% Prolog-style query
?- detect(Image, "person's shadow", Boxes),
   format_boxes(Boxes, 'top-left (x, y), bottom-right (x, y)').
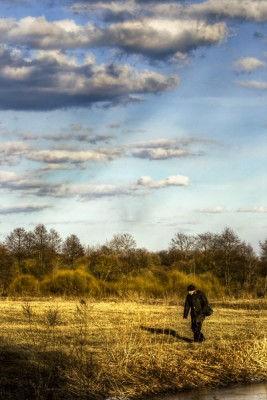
top-left (140, 326), bottom-right (193, 342)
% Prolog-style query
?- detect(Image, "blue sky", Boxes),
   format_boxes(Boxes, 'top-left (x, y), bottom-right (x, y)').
top-left (0, 0), bottom-right (266, 252)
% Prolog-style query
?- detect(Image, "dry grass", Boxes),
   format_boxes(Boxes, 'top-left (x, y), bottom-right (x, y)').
top-left (0, 297), bottom-right (266, 399)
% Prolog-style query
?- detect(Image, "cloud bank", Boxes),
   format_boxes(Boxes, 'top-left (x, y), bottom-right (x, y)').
top-left (0, 47), bottom-right (178, 110)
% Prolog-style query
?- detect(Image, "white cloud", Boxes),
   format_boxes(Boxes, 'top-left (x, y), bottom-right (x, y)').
top-left (35, 174), bottom-right (189, 199)
top-left (197, 206), bottom-right (225, 213)
top-left (237, 207), bottom-right (267, 213)
top-left (103, 18), bottom-right (227, 57)
top-left (233, 57), bottom-right (265, 73)
top-left (128, 137), bottom-right (214, 160)
top-left (27, 148), bottom-right (124, 164)
top-left (2, 16), bottom-right (94, 49)
top-left (136, 175), bottom-right (189, 188)
top-left (132, 147), bottom-right (191, 159)
top-left (0, 15), bottom-right (227, 58)
top-left (237, 80), bottom-right (267, 90)
top-left (52, 183), bottom-right (127, 199)
top-left (51, 174), bottom-right (190, 198)
top-left (0, 141), bottom-right (30, 164)
top-left (0, 168), bottom-right (189, 199)
top-left (0, 170), bottom-right (20, 182)
top-left (35, 49), bottom-right (79, 66)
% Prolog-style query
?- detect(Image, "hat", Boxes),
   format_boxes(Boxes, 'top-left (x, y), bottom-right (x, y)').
top-left (187, 285), bottom-right (196, 291)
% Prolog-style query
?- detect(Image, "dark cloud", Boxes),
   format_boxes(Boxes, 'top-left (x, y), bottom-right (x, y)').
top-left (0, 204), bottom-right (51, 214)
top-left (254, 31), bottom-right (267, 40)
top-left (0, 0), bottom-right (29, 3)
top-left (185, 0), bottom-right (267, 23)
top-left (68, 0), bottom-right (267, 23)
top-left (0, 48), bottom-right (178, 110)
top-left (43, 133), bottom-right (114, 144)
top-left (0, 1), bottom-right (264, 111)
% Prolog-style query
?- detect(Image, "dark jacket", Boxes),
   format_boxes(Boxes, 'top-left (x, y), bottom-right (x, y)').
top-left (183, 290), bottom-right (209, 321)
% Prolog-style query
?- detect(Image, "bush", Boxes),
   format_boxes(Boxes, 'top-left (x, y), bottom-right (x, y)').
top-left (165, 270), bottom-right (224, 298)
top-left (41, 269), bottom-right (100, 296)
top-left (9, 274), bottom-right (40, 295)
top-left (101, 270), bottom-right (225, 299)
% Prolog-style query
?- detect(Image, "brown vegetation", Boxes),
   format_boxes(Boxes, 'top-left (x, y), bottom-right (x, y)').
top-left (1, 225), bottom-right (267, 298)
top-left (0, 298), bottom-right (266, 399)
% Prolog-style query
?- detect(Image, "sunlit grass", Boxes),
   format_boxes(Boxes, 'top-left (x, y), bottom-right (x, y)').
top-left (0, 297), bottom-right (266, 399)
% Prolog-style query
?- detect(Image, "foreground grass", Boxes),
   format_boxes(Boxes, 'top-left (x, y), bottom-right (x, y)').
top-left (0, 297), bottom-right (266, 399)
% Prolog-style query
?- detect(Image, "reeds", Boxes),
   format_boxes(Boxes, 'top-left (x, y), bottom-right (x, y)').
top-left (0, 298), bottom-right (266, 399)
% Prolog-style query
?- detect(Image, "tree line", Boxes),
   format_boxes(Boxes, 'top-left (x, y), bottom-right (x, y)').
top-left (0, 225), bottom-right (266, 298)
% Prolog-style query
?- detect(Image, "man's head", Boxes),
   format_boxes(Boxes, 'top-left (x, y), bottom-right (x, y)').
top-left (187, 284), bottom-right (196, 295)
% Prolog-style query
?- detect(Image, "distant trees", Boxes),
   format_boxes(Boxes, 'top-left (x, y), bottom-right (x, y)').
top-left (89, 249), bottom-right (122, 282)
top-left (0, 224), bottom-right (266, 298)
top-left (259, 239), bottom-right (267, 277)
top-left (62, 234), bottom-right (85, 265)
top-left (258, 240), bottom-right (267, 296)
top-left (212, 227), bottom-right (243, 290)
top-left (5, 227), bottom-right (29, 267)
top-left (169, 232), bottom-right (195, 259)
top-left (0, 244), bottom-right (17, 293)
top-left (108, 233), bottom-right (136, 255)
top-left (167, 228), bottom-right (260, 294)
top-left (5, 225), bottom-right (63, 277)
top-left (194, 232), bottom-right (215, 272)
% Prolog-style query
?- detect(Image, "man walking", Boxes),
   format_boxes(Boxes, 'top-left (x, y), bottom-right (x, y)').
top-left (183, 284), bottom-right (209, 342)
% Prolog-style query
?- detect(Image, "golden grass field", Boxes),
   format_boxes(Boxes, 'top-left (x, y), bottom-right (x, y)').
top-left (0, 297), bottom-right (266, 399)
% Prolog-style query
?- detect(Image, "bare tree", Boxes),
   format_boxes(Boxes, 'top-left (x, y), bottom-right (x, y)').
top-left (0, 244), bottom-right (17, 294)
top-left (108, 233), bottom-right (136, 256)
top-left (212, 227), bottom-right (242, 291)
top-left (62, 234), bottom-right (85, 265)
top-left (33, 224), bottom-right (49, 262)
top-left (169, 232), bottom-right (195, 256)
top-left (5, 227), bottom-right (28, 268)
top-left (48, 228), bottom-right (62, 256)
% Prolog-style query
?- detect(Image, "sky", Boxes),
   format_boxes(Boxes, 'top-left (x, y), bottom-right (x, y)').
top-left (0, 0), bottom-right (266, 252)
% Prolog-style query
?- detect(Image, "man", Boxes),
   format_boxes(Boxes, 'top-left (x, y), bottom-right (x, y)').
top-left (183, 284), bottom-right (209, 342)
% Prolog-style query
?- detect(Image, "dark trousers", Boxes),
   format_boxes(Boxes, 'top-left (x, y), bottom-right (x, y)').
top-left (191, 319), bottom-right (205, 342)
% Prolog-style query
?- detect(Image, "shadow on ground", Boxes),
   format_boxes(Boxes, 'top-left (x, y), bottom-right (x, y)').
top-left (140, 326), bottom-right (193, 342)
top-left (0, 340), bottom-right (96, 399)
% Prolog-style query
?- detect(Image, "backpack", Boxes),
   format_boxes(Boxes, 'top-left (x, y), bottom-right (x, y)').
top-left (204, 304), bottom-right (213, 316)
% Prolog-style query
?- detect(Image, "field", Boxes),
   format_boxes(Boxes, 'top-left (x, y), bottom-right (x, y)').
top-left (0, 297), bottom-right (266, 399)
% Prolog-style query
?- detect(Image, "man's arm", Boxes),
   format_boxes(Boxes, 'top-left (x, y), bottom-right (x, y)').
top-left (183, 295), bottom-right (190, 318)
top-left (199, 291), bottom-right (209, 311)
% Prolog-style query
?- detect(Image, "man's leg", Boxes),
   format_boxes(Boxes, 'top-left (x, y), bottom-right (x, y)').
top-left (191, 320), bottom-right (205, 342)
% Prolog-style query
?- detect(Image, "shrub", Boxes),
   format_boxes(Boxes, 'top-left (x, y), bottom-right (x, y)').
top-left (41, 269), bottom-right (100, 296)
top-left (101, 270), bottom-right (225, 299)
top-left (165, 270), bottom-right (224, 298)
top-left (9, 274), bottom-right (40, 295)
